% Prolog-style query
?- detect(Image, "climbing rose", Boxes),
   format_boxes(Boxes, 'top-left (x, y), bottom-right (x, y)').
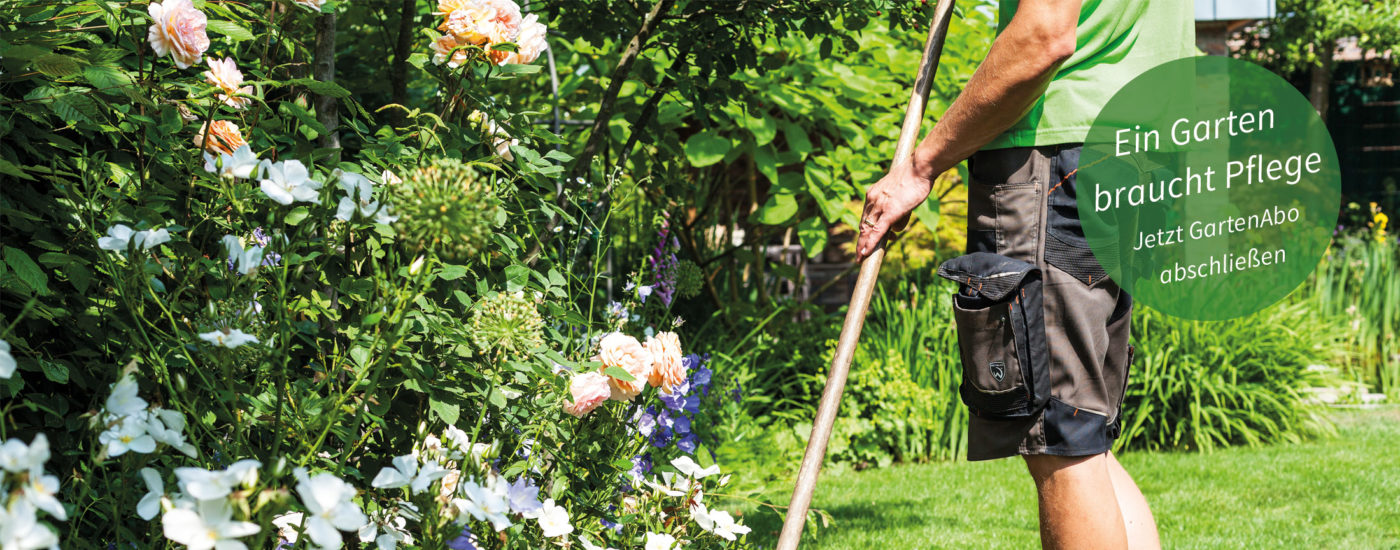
top-left (563, 372), bottom-right (610, 417)
top-left (147, 0), bottom-right (210, 69)
top-left (494, 14), bottom-right (547, 65)
top-left (645, 332), bottom-right (685, 393)
top-left (431, 35), bottom-right (470, 68)
top-left (203, 57), bottom-right (252, 110)
top-left (193, 120), bottom-right (247, 155)
top-left (597, 333), bottom-right (652, 401)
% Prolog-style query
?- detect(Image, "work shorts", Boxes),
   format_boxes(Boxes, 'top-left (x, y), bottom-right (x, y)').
top-left (938, 144), bottom-right (1134, 461)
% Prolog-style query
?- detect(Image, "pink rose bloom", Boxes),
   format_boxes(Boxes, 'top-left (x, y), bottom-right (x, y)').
top-left (203, 57), bottom-right (253, 110)
top-left (645, 331), bottom-right (685, 393)
top-left (147, 0), bottom-right (210, 69)
top-left (480, 0), bottom-right (522, 43)
top-left (563, 372), bottom-right (611, 417)
top-left (500, 15), bottom-right (548, 65)
top-left (597, 333), bottom-right (653, 401)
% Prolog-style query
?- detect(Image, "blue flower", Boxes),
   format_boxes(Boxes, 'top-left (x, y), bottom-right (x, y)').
top-left (677, 433), bottom-right (699, 454)
top-left (447, 527), bottom-right (478, 550)
top-left (660, 389), bottom-right (687, 412)
top-left (629, 453), bottom-right (653, 478)
top-left (506, 477), bottom-right (543, 517)
top-left (672, 414), bottom-right (692, 436)
top-left (650, 426), bottom-right (673, 449)
top-left (636, 407), bottom-right (658, 437)
top-left (681, 395), bottom-right (701, 415)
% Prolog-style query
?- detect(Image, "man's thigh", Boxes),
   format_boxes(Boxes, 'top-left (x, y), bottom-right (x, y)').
top-left (963, 145), bottom-right (1133, 461)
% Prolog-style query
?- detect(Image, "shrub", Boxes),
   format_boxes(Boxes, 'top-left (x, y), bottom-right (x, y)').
top-left (0, 0), bottom-right (757, 547)
top-left (1301, 202), bottom-right (1400, 399)
top-left (1118, 300), bottom-right (1346, 452)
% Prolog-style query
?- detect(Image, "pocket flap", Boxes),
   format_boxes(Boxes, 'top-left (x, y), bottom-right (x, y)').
top-left (937, 252), bottom-right (1039, 301)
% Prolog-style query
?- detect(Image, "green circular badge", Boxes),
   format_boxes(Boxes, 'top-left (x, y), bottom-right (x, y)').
top-left (1077, 56), bottom-right (1340, 320)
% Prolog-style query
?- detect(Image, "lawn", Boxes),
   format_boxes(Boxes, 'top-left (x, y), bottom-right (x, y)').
top-left (738, 407), bottom-right (1400, 549)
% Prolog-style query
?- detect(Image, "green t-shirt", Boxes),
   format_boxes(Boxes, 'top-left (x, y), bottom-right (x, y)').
top-left (985, 0), bottom-right (1197, 149)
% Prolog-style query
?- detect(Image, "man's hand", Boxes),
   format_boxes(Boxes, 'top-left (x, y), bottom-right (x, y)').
top-left (856, 158), bottom-right (933, 259)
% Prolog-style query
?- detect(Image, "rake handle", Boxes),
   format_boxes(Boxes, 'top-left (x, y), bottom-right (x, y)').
top-left (774, 1), bottom-right (956, 548)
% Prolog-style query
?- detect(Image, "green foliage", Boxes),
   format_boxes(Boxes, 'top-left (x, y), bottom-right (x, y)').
top-left (1235, 0), bottom-right (1400, 76)
top-left (0, 0), bottom-right (760, 546)
top-left (1300, 203), bottom-right (1400, 399)
top-left (1117, 301), bottom-right (1345, 452)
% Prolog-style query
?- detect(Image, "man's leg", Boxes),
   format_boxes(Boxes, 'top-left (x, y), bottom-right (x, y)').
top-left (1023, 453), bottom-right (1127, 550)
top-left (1106, 452), bottom-right (1161, 550)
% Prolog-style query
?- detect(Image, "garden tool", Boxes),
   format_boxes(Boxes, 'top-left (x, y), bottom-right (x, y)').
top-left (775, 1), bottom-right (956, 547)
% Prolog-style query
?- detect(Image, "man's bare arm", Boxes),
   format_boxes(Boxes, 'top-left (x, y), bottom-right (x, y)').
top-left (856, 0), bottom-right (1082, 258)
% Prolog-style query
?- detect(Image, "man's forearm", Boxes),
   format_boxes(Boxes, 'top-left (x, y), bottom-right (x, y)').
top-left (909, 0), bottom-right (1082, 181)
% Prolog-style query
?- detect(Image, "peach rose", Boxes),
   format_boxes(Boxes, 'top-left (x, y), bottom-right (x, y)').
top-left (645, 331), bottom-right (685, 393)
top-left (194, 120), bottom-right (247, 155)
top-left (494, 14), bottom-right (547, 65)
top-left (203, 57), bottom-right (253, 110)
top-left (431, 35), bottom-right (470, 68)
top-left (597, 333), bottom-right (652, 401)
top-left (438, 1), bottom-right (497, 46)
top-left (563, 372), bottom-right (611, 417)
top-left (147, 0), bottom-right (210, 69)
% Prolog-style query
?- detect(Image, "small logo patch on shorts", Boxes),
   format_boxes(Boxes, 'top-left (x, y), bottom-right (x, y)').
top-left (989, 361), bottom-right (1006, 382)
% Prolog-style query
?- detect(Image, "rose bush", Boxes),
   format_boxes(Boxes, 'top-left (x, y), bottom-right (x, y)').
top-left (0, 0), bottom-right (758, 547)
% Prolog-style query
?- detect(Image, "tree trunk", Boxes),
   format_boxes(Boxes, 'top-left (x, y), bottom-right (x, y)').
top-left (1309, 43), bottom-right (1333, 123)
top-left (314, 11), bottom-right (341, 155)
top-left (391, 0), bottom-right (415, 112)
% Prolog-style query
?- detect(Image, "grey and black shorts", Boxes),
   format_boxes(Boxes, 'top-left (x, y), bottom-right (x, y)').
top-left (937, 144), bottom-right (1134, 461)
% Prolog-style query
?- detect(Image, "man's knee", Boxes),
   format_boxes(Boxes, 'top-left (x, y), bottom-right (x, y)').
top-left (1023, 452), bottom-right (1109, 485)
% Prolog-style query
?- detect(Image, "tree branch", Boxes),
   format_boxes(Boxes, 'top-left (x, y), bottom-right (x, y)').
top-left (568, 0), bottom-right (675, 178)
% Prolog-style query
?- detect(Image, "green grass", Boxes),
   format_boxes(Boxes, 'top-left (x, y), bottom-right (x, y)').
top-left (735, 408), bottom-right (1400, 549)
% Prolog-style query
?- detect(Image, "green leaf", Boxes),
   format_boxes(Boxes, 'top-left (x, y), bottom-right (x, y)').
top-left (407, 52), bottom-right (429, 69)
top-left (278, 101), bottom-right (327, 135)
top-left (83, 65), bottom-right (134, 92)
top-left (505, 264), bottom-right (530, 292)
top-left (439, 264), bottom-right (468, 280)
top-left (781, 120), bottom-right (812, 155)
top-left (489, 388), bottom-right (508, 408)
top-left (291, 78), bottom-right (351, 99)
top-left (285, 206), bottom-right (310, 226)
top-left (603, 366), bottom-right (636, 382)
top-left (0, 159), bottom-right (34, 181)
top-left (40, 360), bottom-right (69, 384)
top-left (745, 115), bottom-right (778, 146)
top-left (429, 398), bottom-right (460, 424)
top-left (3, 247), bottom-right (50, 295)
top-left (206, 19), bottom-right (254, 42)
top-left (754, 145), bottom-right (779, 184)
top-left (33, 53), bottom-right (82, 77)
top-left (754, 193), bottom-right (798, 225)
top-left (611, 458), bottom-right (634, 470)
top-left (684, 133), bottom-right (730, 167)
top-left (913, 195), bottom-right (941, 234)
top-left (796, 216), bottom-right (829, 258)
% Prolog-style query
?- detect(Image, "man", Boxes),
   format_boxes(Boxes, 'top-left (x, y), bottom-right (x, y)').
top-left (856, 1), bottom-right (1195, 548)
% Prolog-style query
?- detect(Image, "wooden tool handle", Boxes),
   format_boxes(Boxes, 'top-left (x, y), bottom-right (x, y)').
top-left (774, 2), bottom-right (956, 548)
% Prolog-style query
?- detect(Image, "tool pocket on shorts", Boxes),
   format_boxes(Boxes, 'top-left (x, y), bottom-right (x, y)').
top-left (938, 252), bottom-right (1051, 419)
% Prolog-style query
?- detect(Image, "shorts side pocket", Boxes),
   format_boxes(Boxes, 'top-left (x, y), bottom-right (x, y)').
top-left (939, 252), bottom-right (1051, 419)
